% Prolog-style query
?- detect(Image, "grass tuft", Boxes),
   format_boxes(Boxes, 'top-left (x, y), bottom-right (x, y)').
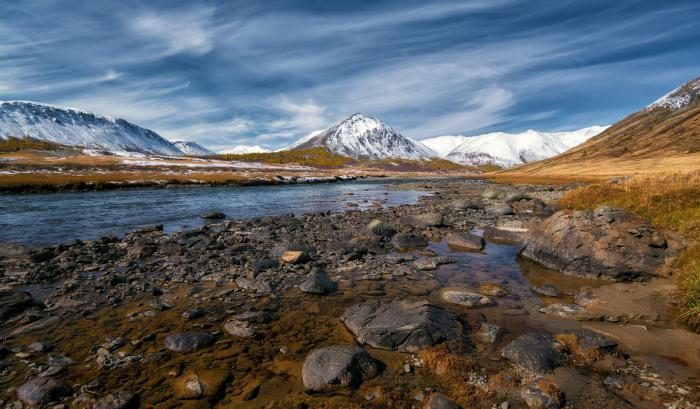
top-left (558, 171), bottom-right (700, 329)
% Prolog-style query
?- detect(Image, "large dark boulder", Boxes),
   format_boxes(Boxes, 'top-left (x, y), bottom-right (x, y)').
top-left (520, 206), bottom-right (674, 280)
top-left (17, 376), bottom-right (72, 406)
top-left (501, 333), bottom-right (562, 373)
top-left (0, 290), bottom-right (35, 321)
top-left (341, 299), bottom-right (458, 352)
top-left (301, 345), bottom-right (379, 391)
top-left (391, 233), bottom-right (429, 251)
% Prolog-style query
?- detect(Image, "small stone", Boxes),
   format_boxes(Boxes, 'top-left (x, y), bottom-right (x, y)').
top-left (475, 323), bottom-right (503, 346)
top-left (299, 269), bottom-right (337, 294)
top-left (446, 232), bottom-right (485, 251)
top-left (281, 250), bottom-right (310, 264)
top-left (173, 369), bottom-right (229, 399)
top-left (93, 391), bottom-right (138, 409)
top-left (424, 392), bottom-right (463, 409)
top-left (538, 303), bottom-right (585, 318)
top-left (28, 342), bottom-right (54, 352)
top-left (521, 380), bottom-right (563, 408)
top-left (17, 377), bottom-right (72, 406)
top-left (223, 319), bottom-right (256, 338)
top-left (202, 211), bottom-right (225, 220)
top-left (163, 333), bottom-right (214, 353)
top-left (302, 345), bottom-right (380, 391)
top-left (441, 289), bottom-right (493, 308)
top-left (532, 284), bottom-right (562, 298)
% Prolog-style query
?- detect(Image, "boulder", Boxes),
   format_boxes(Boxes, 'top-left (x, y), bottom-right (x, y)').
top-left (424, 392), bottom-right (463, 409)
top-left (301, 345), bottom-right (379, 391)
top-left (441, 289), bottom-right (493, 308)
top-left (501, 333), bottom-right (562, 373)
top-left (341, 299), bottom-right (458, 352)
top-left (532, 284), bottom-right (562, 298)
top-left (483, 226), bottom-right (527, 244)
top-left (538, 303), bottom-right (585, 318)
top-left (93, 391), bottom-right (138, 409)
top-left (451, 198), bottom-right (484, 211)
top-left (406, 213), bottom-right (444, 228)
top-left (299, 269), bottom-right (337, 294)
top-left (173, 369), bottom-right (230, 399)
top-left (366, 220), bottom-right (397, 238)
top-left (391, 233), bottom-right (429, 251)
top-left (202, 211), bottom-right (226, 220)
top-left (223, 319), bottom-right (257, 338)
top-left (521, 380), bottom-right (563, 409)
top-left (236, 276), bottom-right (276, 294)
top-left (485, 203), bottom-right (514, 216)
top-left (520, 207), bottom-right (673, 280)
top-left (0, 290), bottom-right (34, 320)
top-left (163, 332), bottom-right (214, 353)
top-left (475, 322), bottom-right (503, 346)
top-left (446, 232), bottom-right (485, 251)
top-left (280, 250), bottom-right (310, 264)
top-left (17, 376), bottom-right (72, 406)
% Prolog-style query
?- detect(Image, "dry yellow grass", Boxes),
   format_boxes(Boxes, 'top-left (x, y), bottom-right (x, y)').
top-left (558, 171), bottom-right (700, 329)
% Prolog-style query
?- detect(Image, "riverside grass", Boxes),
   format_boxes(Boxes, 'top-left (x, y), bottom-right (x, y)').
top-left (558, 172), bottom-right (700, 329)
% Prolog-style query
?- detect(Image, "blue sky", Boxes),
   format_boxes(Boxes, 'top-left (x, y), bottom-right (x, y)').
top-left (1, 1), bottom-right (699, 150)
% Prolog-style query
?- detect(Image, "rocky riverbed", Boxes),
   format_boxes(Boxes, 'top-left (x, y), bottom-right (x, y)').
top-left (0, 179), bottom-right (698, 408)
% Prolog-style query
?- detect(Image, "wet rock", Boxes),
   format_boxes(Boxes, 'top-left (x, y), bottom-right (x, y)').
top-left (532, 284), bottom-right (562, 298)
top-left (17, 376), bottom-right (72, 406)
top-left (451, 198), bottom-right (484, 211)
top-left (483, 226), bottom-right (527, 244)
top-left (366, 220), bottom-right (397, 238)
top-left (280, 250), bottom-right (310, 264)
top-left (391, 233), bottom-right (429, 251)
top-left (538, 303), bottom-right (585, 318)
top-left (236, 276), bottom-right (275, 294)
top-left (501, 333), bottom-right (563, 373)
top-left (521, 380), bottom-right (563, 409)
top-left (28, 341), bottom-right (54, 352)
top-left (173, 369), bottom-right (229, 399)
top-left (574, 287), bottom-right (599, 307)
top-left (163, 332), bottom-right (214, 353)
top-left (407, 212), bottom-right (444, 228)
top-left (479, 283), bottom-right (508, 297)
top-left (251, 258), bottom-right (279, 272)
top-left (301, 345), bottom-right (379, 391)
top-left (475, 322), bottom-right (503, 346)
top-left (182, 308), bottom-right (206, 320)
top-left (223, 319), bottom-right (256, 338)
top-left (485, 203), bottom-right (514, 216)
top-left (341, 299), bottom-right (458, 352)
top-left (555, 330), bottom-right (617, 364)
top-left (202, 211), bottom-right (225, 220)
top-left (446, 232), bottom-right (485, 251)
top-left (520, 207), bottom-right (674, 280)
top-left (424, 392), bottom-right (463, 409)
top-left (93, 391), bottom-right (138, 409)
top-left (0, 290), bottom-right (34, 320)
top-left (441, 289), bottom-right (493, 308)
top-left (299, 269), bottom-right (337, 294)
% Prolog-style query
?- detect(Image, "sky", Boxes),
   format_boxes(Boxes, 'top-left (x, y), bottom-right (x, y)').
top-left (1, 1), bottom-right (699, 150)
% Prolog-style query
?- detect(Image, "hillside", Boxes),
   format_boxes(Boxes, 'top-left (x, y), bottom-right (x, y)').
top-left (173, 141), bottom-right (214, 156)
top-left (0, 101), bottom-right (184, 156)
top-left (498, 76), bottom-right (700, 177)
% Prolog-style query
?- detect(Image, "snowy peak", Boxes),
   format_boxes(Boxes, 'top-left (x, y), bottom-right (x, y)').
top-left (420, 135), bottom-right (470, 157)
top-left (173, 140), bottom-right (214, 156)
top-left (219, 145), bottom-right (270, 154)
top-left (444, 126), bottom-right (608, 168)
top-left (0, 100), bottom-right (184, 156)
top-left (646, 76), bottom-right (700, 111)
top-left (289, 113), bottom-right (436, 160)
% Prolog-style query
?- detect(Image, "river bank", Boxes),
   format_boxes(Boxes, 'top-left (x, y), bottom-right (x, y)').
top-left (0, 179), bottom-right (698, 408)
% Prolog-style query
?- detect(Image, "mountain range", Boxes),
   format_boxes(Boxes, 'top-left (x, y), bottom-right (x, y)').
top-left (423, 126), bottom-right (608, 168)
top-left (219, 145), bottom-right (270, 155)
top-left (173, 141), bottom-right (215, 156)
top-left (506, 75), bottom-right (700, 175)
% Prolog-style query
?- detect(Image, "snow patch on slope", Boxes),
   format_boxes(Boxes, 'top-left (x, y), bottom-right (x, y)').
top-left (646, 77), bottom-right (700, 111)
top-left (0, 100), bottom-right (183, 156)
top-left (173, 141), bottom-right (215, 156)
top-left (219, 145), bottom-right (270, 154)
top-left (289, 113), bottom-right (436, 160)
top-left (420, 135), bottom-right (469, 157)
top-left (445, 126), bottom-right (608, 168)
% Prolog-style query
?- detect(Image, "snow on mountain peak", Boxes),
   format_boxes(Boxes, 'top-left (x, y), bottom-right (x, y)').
top-left (219, 145), bottom-right (270, 155)
top-left (646, 76), bottom-right (700, 111)
top-left (442, 125), bottom-right (608, 168)
top-left (172, 140), bottom-right (215, 156)
top-left (0, 100), bottom-right (184, 156)
top-left (289, 113), bottom-right (436, 160)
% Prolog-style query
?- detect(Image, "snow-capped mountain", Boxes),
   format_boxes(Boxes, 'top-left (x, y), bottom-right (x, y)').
top-left (219, 145), bottom-right (270, 154)
top-left (289, 113), bottom-right (436, 160)
top-left (0, 101), bottom-right (183, 156)
top-left (646, 76), bottom-right (700, 111)
top-left (444, 126), bottom-right (608, 168)
top-left (173, 140), bottom-right (215, 156)
top-left (420, 135), bottom-right (469, 157)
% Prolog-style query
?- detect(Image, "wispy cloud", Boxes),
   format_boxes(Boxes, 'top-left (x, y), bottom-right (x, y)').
top-left (128, 6), bottom-right (216, 57)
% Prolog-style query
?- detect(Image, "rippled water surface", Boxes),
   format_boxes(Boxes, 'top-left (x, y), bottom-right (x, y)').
top-left (0, 178), bottom-right (459, 245)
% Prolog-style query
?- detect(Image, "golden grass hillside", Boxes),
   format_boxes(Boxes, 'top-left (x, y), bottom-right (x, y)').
top-left (558, 172), bottom-right (700, 329)
top-left (212, 147), bottom-right (353, 168)
top-left (0, 136), bottom-right (68, 152)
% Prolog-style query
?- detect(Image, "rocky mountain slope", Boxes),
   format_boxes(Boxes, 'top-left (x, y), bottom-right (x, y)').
top-left (219, 145), bottom-right (269, 155)
top-left (289, 113), bottom-right (436, 160)
top-left (0, 101), bottom-right (183, 156)
top-left (173, 141), bottom-right (215, 156)
top-left (440, 126), bottom-right (607, 168)
top-left (504, 76), bottom-right (700, 175)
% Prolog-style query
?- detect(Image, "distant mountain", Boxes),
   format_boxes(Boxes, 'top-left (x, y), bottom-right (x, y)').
top-left (173, 141), bottom-right (215, 156)
top-left (420, 135), bottom-right (469, 157)
top-left (508, 75), bottom-right (700, 174)
top-left (0, 101), bottom-right (183, 156)
top-left (443, 126), bottom-right (607, 168)
top-left (289, 113), bottom-right (436, 160)
top-left (219, 145), bottom-right (269, 154)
